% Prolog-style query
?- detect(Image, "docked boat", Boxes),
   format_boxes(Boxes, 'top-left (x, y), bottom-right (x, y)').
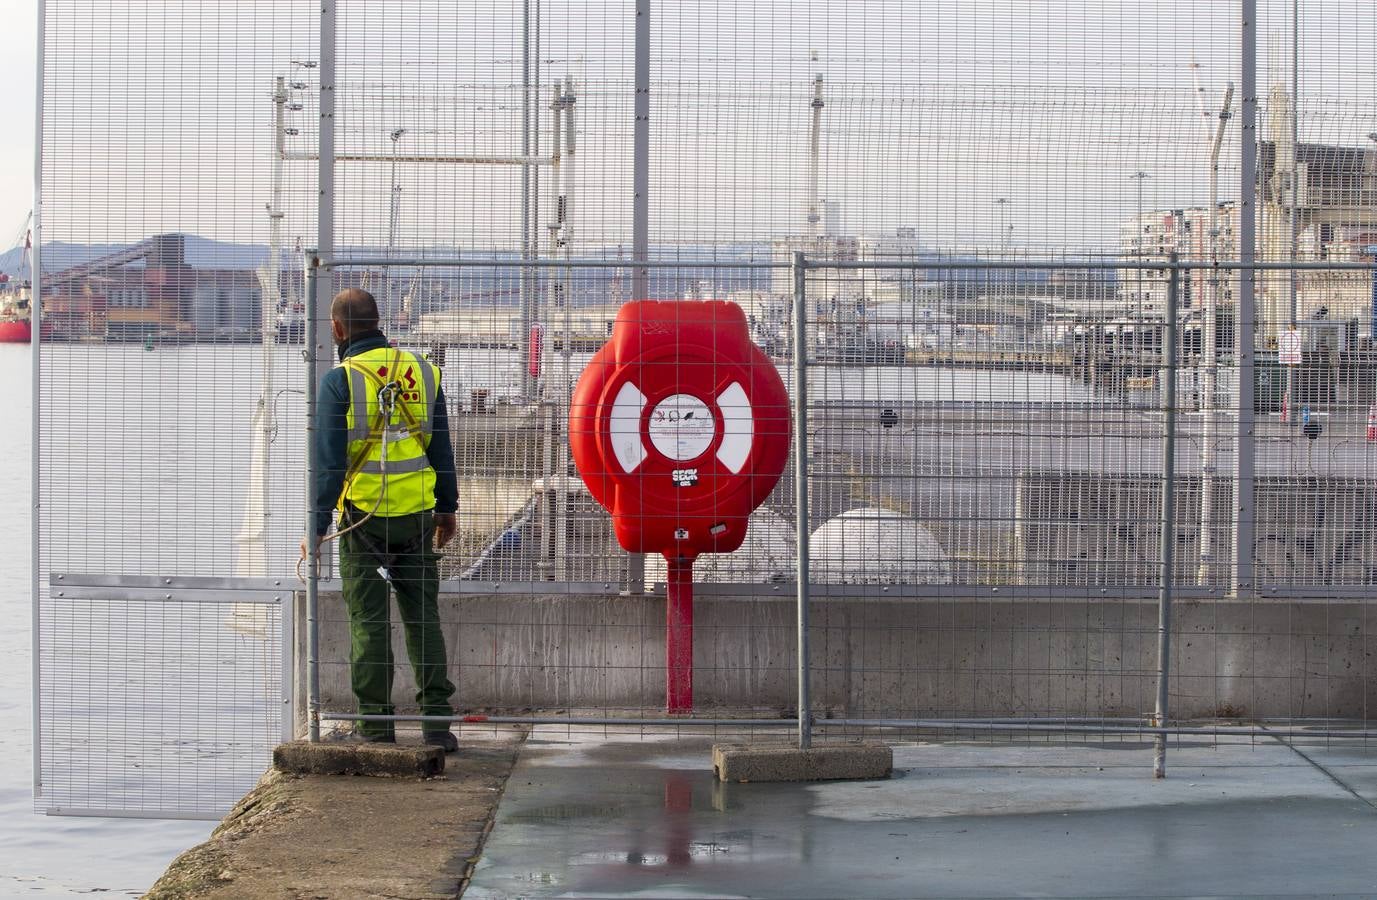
top-left (0, 278), bottom-right (31, 343)
top-left (1, 218), bottom-right (35, 342)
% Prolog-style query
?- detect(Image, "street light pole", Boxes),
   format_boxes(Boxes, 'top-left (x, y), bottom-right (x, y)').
top-left (386, 127), bottom-right (406, 331)
top-left (1198, 83), bottom-right (1234, 587)
top-left (996, 197), bottom-right (1008, 256)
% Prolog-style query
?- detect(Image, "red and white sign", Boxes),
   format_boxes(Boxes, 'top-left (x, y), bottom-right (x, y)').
top-left (1279, 328), bottom-right (1303, 366)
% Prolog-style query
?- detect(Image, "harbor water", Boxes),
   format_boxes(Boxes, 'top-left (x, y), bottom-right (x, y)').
top-left (0, 344), bottom-right (212, 896)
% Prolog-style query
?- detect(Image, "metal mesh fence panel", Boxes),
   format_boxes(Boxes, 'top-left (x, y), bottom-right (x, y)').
top-left (38, 1), bottom-right (317, 578)
top-left (32, 0), bottom-right (1377, 793)
top-left (1251, 1), bottom-right (1377, 595)
top-left (37, 593), bottom-right (283, 818)
top-left (36, 1), bottom-right (313, 814)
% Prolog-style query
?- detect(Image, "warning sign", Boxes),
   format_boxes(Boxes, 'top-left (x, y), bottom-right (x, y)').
top-left (1279, 329), bottom-right (1302, 365)
top-left (648, 394), bottom-right (716, 461)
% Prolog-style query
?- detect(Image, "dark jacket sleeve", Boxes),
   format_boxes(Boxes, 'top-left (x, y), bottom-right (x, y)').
top-left (426, 384), bottom-right (459, 516)
top-left (312, 367), bottom-right (350, 536)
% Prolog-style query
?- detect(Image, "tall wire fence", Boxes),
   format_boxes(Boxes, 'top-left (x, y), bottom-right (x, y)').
top-left (29, 0), bottom-right (1377, 814)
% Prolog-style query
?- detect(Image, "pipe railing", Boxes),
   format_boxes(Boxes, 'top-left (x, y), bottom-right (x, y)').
top-left (300, 249), bottom-right (1377, 781)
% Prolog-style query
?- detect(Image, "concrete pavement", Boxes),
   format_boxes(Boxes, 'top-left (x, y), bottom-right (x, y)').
top-left (469, 727), bottom-right (1377, 898)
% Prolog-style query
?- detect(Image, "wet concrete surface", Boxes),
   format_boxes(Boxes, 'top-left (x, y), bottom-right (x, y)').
top-left (468, 728), bottom-right (1377, 898)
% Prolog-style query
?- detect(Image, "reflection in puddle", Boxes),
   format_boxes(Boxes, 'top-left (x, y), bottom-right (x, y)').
top-left (505, 803), bottom-right (627, 823)
top-left (571, 840), bottom-right (736, 868)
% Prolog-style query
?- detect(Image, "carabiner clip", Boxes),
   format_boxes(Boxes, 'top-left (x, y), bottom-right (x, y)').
top-left (377, 381), bottom-right (403, 425)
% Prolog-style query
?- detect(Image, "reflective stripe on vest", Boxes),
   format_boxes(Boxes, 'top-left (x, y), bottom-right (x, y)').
top-left (339, 347), bottom-right (441, 516)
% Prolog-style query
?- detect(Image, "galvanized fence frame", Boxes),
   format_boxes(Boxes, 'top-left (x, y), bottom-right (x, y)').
top-left (36, 575), bottom-right (294, 819)
top-left (302, 251), bottom-right (1377, 777)
top-left (29, 0), bottom-right (1377, 826)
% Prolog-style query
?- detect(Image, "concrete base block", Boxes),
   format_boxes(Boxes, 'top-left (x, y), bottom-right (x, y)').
top-left (273, 741), bottom-right (446, 778)
top-left (713, 742), bottom-right (892, 783)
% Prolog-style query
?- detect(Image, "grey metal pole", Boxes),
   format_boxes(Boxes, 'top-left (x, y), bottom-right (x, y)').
top-left (625, 0), bottom-right (650, 595)
top-left (1199, 83), bottom-right (1234, 588)
top-left (281, 592), bottom-right (296, 742)
top-left (1154, 253), bottom-right (1180, 779)
top-left (31, 0), bottom-right (46, 800)
top-left (541, 84), bottom-right (562, 576)
top-left (1131, 171), bottom-right (1150, 316)
top-left (1289, 0), bottom-right (1299, 328)
top-left (305, 252), bottom-right (322, 743)
top-left (807, 75), bottom-right (823, 241)
top-left (531, 0), bottom-right (540, 330)
top-left (555, 82), bottom-right (575, 584)
top-left (1234, 0), bottom-right (1258, 600)
top-left (1277, 0), bottom-right (1299, 426)
top-left (321, 257), bottom-right (1366, 273)
top-left (316, 0), bottom-right (336, 387)
top-left (793, 251), bottom-right (812, 750)
top-left (385, 128), bottom-right (404, 330)
top-left (519, 0), bottom-right (533, 402)
top-left (1283, 0), bottom-right (1300, 427)
top-left (632, 0), bottom-right (649, 299)
top-left (996, 197), bottom-right (1007, 256)
top-left (314, 4), bottom-right (337, 589)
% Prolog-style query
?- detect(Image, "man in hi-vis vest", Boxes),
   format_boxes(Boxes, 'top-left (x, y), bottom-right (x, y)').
top-left (302, 288), bottom-right (459, 751)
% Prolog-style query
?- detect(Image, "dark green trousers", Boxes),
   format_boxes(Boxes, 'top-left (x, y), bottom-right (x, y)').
top-left (339, 507), bottom-right (455, 739)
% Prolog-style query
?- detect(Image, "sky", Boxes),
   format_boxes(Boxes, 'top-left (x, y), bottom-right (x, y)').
top-left (13, 1), bottom-right (1377, 256)
top-left (0, 0), bottom-right (36, 246)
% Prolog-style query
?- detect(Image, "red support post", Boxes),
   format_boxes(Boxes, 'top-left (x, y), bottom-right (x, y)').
top-left (665, 557), bottom-right (694, 713)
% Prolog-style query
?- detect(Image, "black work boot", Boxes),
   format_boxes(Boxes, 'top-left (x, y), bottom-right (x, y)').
top-left (423, 729), bottom-right (459, 752)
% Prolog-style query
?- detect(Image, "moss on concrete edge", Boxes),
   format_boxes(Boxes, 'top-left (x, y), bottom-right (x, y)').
top-left (143, 768), bottom-right (297, 899)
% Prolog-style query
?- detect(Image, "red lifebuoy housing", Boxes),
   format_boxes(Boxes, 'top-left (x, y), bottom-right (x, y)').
top-left (569, 299), bottom-right (791, 711)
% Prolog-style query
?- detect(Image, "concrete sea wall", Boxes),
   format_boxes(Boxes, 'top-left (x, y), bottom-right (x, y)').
top-left (298, 593), bottom-right (1376, 724)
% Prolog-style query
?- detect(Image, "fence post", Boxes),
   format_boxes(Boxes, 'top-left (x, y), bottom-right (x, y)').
top-left (1233, 0), bottom-right (1258, 600)
top-left (304, 251), bottom-right (322, 743)
top-left (31, 0), bottom-right (46, 799)
top-left (315, 0), bottom-right (335, 363)
top-left (793, 251), bottom-right (812, 750)
top-left (1154, 253), bottom-right (1180, 779)
top-left (519, 0), bottom-right (533, 403)
top-left (624, 0), bottom-right (650, 595)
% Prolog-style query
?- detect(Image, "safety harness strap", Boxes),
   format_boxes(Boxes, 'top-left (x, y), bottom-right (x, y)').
top-left (339, 348), bottom-right (433, 502)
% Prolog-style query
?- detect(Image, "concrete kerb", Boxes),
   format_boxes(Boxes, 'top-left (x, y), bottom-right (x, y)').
top-left (273, 740), bottom-right (446, 778)
top-left (713, 742), bottom-right (893, 783)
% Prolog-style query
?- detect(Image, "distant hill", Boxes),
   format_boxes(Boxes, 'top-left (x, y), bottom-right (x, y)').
top-left (0, 235), bottom-right (272, 278)
top-left (0, 233), bottom-right (1062, 296)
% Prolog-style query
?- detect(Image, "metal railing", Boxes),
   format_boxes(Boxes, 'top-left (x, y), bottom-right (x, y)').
top-left (31, 0), bottom-right (1377, 825)
top-left (297, 252), bottom-right (1377, 776)
top-left (37, 575), bottom-right (291, 818)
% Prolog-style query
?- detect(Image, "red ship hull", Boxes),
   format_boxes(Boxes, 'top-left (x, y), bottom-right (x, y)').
top-left (0, 320), bottom-right (32, 342)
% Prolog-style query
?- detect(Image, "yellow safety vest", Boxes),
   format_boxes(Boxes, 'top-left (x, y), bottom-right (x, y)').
top-left (340, 345), bottom-right (441, 517)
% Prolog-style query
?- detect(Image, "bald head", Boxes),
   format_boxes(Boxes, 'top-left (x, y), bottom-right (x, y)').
top-left (331, 288), bottom-right (380, 338)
